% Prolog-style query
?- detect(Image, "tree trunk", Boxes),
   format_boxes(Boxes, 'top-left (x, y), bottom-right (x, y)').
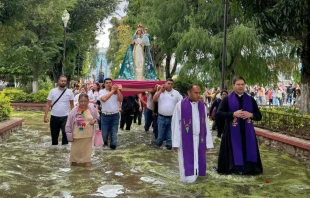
top-left (165, 54), bottom-right (172, 78)
top-left (14, 76), bottom-right (17, 88)
top-left (170, 60), bottom-right (178, 77)
top-left (300, 34), bottom-right (310, 114)
top-left (32, 63), bottom-right (39, 93)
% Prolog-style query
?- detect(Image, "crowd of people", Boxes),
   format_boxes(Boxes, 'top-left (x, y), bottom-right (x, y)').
top-left (249, 83), bottom-right (301, 107)
top-left (46, 75), bottom-right (299, 183)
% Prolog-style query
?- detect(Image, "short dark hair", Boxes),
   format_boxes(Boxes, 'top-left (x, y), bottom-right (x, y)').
top-left (166, 78), bottom-right (174, 82)
top-left (104, 77), bottom-right (113, 83)
top-left (221, 90), bottom-right (228, 95)
top-left (187, 84), bottom-right (199, 91)
top-left (78, 93), bottom-right (89, 101)
top-left (232, 77), bottom-right (246, 85)
top-left (58, 75), bottom-right (67, 80)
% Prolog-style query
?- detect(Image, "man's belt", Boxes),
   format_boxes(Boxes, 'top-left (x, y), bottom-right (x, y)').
top-left (102, 111), bottom-right (119, 115)
top-left (158, 114), bottom-right (172, 118)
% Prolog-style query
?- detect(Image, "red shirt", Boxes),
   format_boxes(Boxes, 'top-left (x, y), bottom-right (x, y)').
top-left (267, 91), bottom-right (273, 100)
top-left (140, 94), bottom-right (147, 109)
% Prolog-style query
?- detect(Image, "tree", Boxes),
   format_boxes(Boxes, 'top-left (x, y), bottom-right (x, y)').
top-left (234, 0), bottom-right (309, 114)
top-left (0, 0), bottom-right (119, 92)
top-left (0, 0), bottom-right (70, 92)
top-left (50, 0), bottom-right (119, 83)
top-left (125, 0), bottom-right (295, 87)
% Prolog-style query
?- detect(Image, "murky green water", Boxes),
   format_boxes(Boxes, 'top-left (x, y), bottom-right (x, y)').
top-left (0, 111), bottom-right (309, 197)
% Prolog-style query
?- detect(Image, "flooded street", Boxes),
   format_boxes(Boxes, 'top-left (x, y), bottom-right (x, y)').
top-left (0, 111), bottom-right (309, 197)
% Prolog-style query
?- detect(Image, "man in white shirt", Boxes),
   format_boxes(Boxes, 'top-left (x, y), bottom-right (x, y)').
top-left (153, 78), bottom-right (183, 150)
top-left (172, 84), bottom-right (214, 183)
top-left (99, 78), bottom-right (123, 150)
top-left (44, 76), bottom-right (74, 145)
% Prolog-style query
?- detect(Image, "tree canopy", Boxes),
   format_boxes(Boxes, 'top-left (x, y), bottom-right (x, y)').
top-left (234, 0), bottom-right (309, 113)
top-left (0, 0), bottom-right (118, 92)
top-left (109, 0), bottom-right (297, 87)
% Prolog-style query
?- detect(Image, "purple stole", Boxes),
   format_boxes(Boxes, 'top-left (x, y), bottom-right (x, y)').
top-left (181, 97), bottom-right (207, 176)
top-left (228, 93), bottom-right (257, 165)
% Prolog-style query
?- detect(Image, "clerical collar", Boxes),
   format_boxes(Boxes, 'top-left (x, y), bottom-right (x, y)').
top-left (235, 92), bottom-right (244, 97)
top-left (189, 100), bottom-right (197, 104)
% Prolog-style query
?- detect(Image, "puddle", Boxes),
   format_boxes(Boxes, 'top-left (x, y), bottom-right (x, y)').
top-left (94, 185), bottom-right (124, 197)
top-left (140, 176), bottom-right (166, 185)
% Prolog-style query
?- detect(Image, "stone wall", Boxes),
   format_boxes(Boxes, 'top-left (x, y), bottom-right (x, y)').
top-left (10, 103), bottom-right (46, 111)
top-left (0, 118), bottom-right (24, 142)
top-left (255, 128), bottom-right (310, 161)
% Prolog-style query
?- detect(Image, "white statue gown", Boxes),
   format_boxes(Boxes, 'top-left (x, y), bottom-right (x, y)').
top-left (133, 37), bottom-right (145, 80)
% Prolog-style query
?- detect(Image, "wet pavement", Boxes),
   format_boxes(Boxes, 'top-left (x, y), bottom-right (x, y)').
top-left (0, 111), bottom-right (309, 197)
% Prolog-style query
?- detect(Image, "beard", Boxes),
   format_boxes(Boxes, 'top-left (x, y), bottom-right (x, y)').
top-left (59, 84), bottom-right (66, 88)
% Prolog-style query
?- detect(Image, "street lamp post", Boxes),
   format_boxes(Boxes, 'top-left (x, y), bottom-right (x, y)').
top-left (61, 10), bottom-right (70, 76)
top-left (152, 36), bottom-right (157, 76)
top-left (221, 0), bottom-right (228, 90)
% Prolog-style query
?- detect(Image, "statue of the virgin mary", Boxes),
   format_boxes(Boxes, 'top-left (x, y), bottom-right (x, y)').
top-left (118, 24), bottom-right (157, 80)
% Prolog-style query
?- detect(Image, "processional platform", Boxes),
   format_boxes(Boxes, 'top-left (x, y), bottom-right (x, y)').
top-left (113, 80), bottom-right (165, 96)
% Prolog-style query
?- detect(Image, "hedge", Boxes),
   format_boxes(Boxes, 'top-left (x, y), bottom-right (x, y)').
top-left (2, 89), bottom-right (49, 103)
top-left (255, 107), bottom-right (310, 139)
top-left (0, 92), bottom-right (13, 121)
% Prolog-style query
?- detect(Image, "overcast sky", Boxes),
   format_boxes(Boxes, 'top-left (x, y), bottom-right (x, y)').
top-left (96, 1), bottom-right (128, 48)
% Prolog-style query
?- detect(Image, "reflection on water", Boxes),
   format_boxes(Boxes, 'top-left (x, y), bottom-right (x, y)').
top-left (0, 111), bottom-right (309, 197)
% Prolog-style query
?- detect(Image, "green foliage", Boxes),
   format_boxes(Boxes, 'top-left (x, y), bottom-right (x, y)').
top-left (39, 78), bottom-right (54, 91)
top-left (255, 107), bottom-right (310, 139)
top-left (2, 89), bottom-right (29, 103)
top-left (173, 74), bottom-right (205, 96)
top-left (30, 89), bottom-right (49, 103)
top-left (2, 88), bottom-right (48, 103)
top-left (106, 17), bottom-right (133, 78)
top-left (259, 106), bottom-right (300, 114)
top-left (125, 0), bottom-right (296, 86)
top-left (0, 92), bottom-right (13, 121)
top-left (0, 0), bottom-right (118, 91)
top-left (235, 0), bottom-right (310, 114)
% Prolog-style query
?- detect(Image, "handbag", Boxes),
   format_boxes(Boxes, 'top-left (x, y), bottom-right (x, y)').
top-left (210, 106), bottom-right (216, 120)
top-left (93, 124), bottom-right (104, 147)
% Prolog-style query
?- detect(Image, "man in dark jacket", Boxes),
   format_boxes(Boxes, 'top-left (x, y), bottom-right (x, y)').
top-left (120, 95), bottom-right (140, 130)
top-left (210, 90), bottom-right (228, 138)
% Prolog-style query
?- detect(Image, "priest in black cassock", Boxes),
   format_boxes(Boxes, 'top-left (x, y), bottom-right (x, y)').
top-left (215, 77), bottom-right (263, 175)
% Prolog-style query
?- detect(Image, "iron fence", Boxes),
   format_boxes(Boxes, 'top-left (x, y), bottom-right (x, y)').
top-left (254, 108), bottom-right (310, 140)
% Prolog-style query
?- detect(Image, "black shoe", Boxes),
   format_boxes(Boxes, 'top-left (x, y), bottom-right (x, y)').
top-left (110, 145), bottom-right (116, 150)
top-left (212, 166), bottom-right (218, 172)
top-left (166, 146), bottom-right (172, 150)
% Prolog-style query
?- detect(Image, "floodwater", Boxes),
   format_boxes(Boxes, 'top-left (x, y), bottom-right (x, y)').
top-left (0, 111), bottom-right (309, 198)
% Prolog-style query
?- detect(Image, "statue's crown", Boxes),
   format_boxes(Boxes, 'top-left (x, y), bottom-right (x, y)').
top-left (137, 24), bottom-right (143, 29)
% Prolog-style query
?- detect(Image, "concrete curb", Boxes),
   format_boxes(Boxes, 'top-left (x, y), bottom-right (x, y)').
top-left (255, 127), bottom-right (310, 151)
top-left (0, 118), bottom-right (24, 134)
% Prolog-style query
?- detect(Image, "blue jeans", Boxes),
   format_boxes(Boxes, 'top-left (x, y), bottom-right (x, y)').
top-left (144, 108), bottom-right (153, 131)
top-left (156, 115), bottom-right (172, 147)
top-left (272, 97), bottom-right (278, 106)
top-left (101, 113), bottom-right (120, 148)
top-left (153, 114), bottom-right (158, 139)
